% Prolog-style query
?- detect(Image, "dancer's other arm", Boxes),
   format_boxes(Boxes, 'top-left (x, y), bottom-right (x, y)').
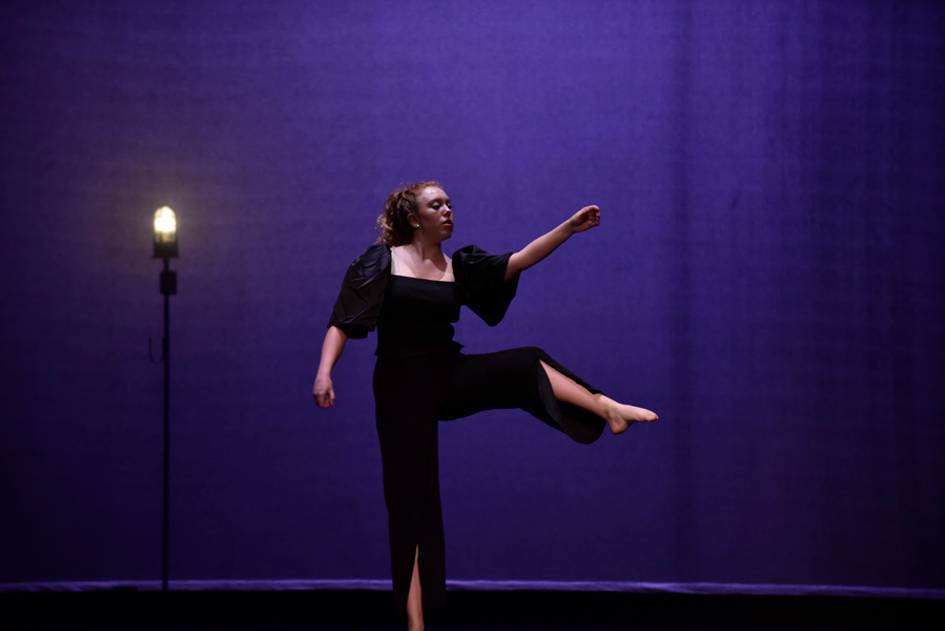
top-left (313, 325), bottom-right (348, 408)
top-left (505, 204), bottom-right (601, 281)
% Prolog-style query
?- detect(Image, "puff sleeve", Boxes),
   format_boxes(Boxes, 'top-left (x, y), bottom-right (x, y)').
top-left (452, 244), bottom-right (520, 326)
top-left (326, 244), bottom-right (389, 339)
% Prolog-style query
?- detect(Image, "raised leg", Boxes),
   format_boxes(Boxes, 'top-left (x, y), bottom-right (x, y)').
top-left (406, 544), bottom-right (423, 630)
top-left (538, 359), bottom-right (659, 434)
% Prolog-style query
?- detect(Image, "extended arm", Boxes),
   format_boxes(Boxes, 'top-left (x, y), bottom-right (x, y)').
top-left (313, 325), bottom-right (348, 408)
top-left (505, 204), bottom-right (601, 281)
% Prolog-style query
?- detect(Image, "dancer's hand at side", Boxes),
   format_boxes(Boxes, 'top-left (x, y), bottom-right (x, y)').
top-left (566, 204), bottom-right (601, 234)
top-left (315, 326), bottom-right (346, 408)
top-left (313, 372), bottom-right (336, 408)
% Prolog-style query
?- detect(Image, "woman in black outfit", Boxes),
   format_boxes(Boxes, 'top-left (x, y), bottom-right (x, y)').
top-left (313, 180), bottom-right (659, 630)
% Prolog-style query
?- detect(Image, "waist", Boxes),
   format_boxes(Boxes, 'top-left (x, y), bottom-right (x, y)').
top-left (374, 339), bottom-right (464, 359)
top-left (375, 320), bottom-right (460, 358)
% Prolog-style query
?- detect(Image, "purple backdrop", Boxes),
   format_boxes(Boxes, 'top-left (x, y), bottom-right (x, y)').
top-left (2, 0), bottom-right (943, 595)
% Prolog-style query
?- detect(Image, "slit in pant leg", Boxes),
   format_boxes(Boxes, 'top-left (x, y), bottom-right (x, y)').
top-left (375, 359), bottom-right (421, 620)
top-left (439, 346), bottom-right (608, 444)
top-left (415, 418), bottom-right (448, 615)
top-left (376, 382), bottom-right (448, 619)
top-left (388, 476), bottom-right (448, 619)
top-left (524, 346), bottom-right (608, 444)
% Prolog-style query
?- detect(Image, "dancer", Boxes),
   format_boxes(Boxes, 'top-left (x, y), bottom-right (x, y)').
top-left (313, 180), bottom-right (658, 630)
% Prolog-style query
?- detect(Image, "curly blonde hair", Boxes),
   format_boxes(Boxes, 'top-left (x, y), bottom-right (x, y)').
top-left (374, 180), bottom-right (443, 246)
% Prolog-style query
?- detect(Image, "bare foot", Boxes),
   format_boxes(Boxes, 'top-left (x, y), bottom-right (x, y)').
top-left (595, 394), bottom-right (659, 435)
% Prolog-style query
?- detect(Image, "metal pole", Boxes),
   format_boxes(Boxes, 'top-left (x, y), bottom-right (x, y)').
top-left (162, 257), bottom-right (171, 591)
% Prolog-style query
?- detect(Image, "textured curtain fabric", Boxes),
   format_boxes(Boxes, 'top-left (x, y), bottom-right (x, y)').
top-left (2, 1), bottom-right (943, 593)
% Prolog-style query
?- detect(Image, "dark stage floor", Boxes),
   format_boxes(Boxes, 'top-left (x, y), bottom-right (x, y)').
top-left (6, 589), bottom-right (944, 630)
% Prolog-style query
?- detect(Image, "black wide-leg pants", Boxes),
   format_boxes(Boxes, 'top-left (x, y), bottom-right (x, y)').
top-left (372, 345), bottom-right (609, 620)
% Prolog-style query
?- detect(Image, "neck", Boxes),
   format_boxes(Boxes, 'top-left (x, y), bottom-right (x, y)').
top-left (404, 238), bottom-right (443, 262)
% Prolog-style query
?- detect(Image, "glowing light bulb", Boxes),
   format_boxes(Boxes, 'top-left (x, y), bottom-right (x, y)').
top-left (153, 205), bottom-right (179, 258)
top-left (153, 206), bottom-right (177, 238)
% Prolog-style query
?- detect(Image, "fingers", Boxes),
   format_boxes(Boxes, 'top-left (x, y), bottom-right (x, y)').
top-left (313, 390), bottom-right (336, 408)
top-left (574, 205), bottom-right (600, 231)
top-left (582, 205), bottom-right (600, 222)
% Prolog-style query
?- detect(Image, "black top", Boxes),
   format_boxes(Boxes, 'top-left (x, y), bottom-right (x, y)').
top-left (327, 243), bottom-right (521, 343)
top-left (375, 275), bottom-right (465, 358)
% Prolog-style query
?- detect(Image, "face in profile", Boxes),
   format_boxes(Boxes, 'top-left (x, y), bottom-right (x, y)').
top-left (412, 186), bottom-right (454, 239)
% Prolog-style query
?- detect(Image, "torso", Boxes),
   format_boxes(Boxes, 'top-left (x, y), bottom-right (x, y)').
top-left (390, 245), bottom-right (455, 282)
top-left (377, 245), bottom-right (463, 359)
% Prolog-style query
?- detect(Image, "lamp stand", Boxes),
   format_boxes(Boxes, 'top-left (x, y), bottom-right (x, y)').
top-left (159, 258), bottom-right (177, 591)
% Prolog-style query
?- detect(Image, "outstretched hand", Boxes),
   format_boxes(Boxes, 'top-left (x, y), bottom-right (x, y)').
top-left (566, 205), bottom-right (601, 234)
